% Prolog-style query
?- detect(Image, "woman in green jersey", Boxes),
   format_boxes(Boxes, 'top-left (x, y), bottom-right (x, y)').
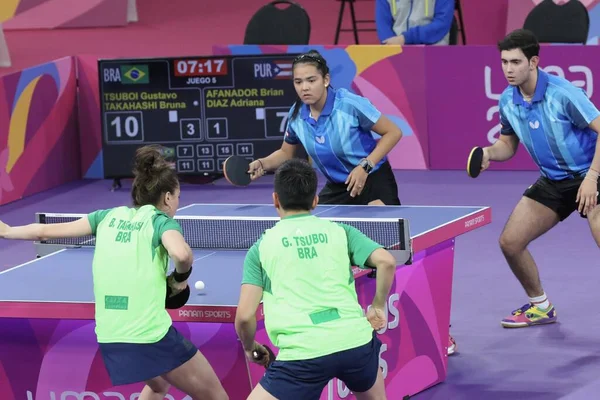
top-left (0, 145), bottom-right (228, 400)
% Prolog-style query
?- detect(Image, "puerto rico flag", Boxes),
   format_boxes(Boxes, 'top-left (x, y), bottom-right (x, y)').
top-left (273, 61), bottom-right (293, 79)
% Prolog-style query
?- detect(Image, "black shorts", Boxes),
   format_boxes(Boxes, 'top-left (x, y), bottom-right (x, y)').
top-left (523, 175), bottom-right (600, 221)
top-left (259, 332), bottom-right (382, 399)
top-left (99, 325), bottom-right (198, 386)
top-left (318, 160), bottom-right (401, 205)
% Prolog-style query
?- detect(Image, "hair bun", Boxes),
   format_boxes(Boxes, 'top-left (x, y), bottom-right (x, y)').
top-left (133, 145), bottom-right (167, 177)
top-left (130, 145), bottom-right (180, 208)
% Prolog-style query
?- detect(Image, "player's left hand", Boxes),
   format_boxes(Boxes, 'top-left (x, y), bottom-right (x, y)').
top-left (577, 178), bottom-right (598, 216)
top-left (0, 220), bottom-right (9, 238)
top-left (245, 342), bottom-right (271, 367)
top-left (346, 166), bottom-right (368, 198)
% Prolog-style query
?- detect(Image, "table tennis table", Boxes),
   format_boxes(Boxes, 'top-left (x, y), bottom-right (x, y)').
top-left (0, 203), bottom-right (491, 400)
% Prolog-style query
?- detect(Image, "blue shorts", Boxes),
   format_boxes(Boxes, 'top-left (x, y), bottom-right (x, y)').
top-left (259, 331), bottom-right (382, 399)
top-left (99, 325), bottom-right (198, 386)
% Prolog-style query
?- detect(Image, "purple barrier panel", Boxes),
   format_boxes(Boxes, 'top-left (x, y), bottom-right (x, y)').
top-left (0, 319), bottom-right (253, 399)
top-left (248, 239), bottom-right (455, 399)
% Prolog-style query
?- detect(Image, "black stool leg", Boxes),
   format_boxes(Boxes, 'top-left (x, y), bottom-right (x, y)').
top-left (349, 0), bottom-right (360, 44)
top-left (456, 0), bottom-right (466, 44)
top-left (334, 0), bottom-right (347, 44)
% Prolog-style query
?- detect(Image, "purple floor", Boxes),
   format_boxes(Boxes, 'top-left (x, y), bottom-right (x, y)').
top-left (1, 170), bottom-right (599, 399)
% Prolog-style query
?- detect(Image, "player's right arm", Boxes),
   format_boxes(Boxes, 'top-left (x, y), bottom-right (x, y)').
top-left (248, 109), bottom-right (300, 179)
top-left (236, 242), bottom-right (266, 360)
top-left (0, 218), bottom-right (92, 241)
top-left (248, 141), bottom-right (297, 179)
top-left (483, 105), bottom-right (520, 165)
top-left (484, 134), bottom-right (519, 162)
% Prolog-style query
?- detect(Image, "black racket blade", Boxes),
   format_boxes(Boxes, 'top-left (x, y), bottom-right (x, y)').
top-left (165, 284), bottom-right (190, 309)
top-left (467, 147), bottom-right (483, 178)
top-left (223, 156), bottom-right (251, 186)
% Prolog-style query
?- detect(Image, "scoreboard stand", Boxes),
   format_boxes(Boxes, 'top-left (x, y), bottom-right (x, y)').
top-left (98, 53), bottom-right (303, 183)
top-left (111, 178), bottom-right (123, 191)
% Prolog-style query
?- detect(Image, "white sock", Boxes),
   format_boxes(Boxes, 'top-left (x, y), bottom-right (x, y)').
top-left (529, 293), bottom-right (550, 310)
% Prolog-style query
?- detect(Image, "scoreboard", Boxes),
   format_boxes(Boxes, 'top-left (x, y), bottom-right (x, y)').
top-left (98, 54), bottom-right (301, 178)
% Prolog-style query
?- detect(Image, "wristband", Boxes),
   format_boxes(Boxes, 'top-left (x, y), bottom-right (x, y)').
top-left (172, 266), bottom-right (192, 282)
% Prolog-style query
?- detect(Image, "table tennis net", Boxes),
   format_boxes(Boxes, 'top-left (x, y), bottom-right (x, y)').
top-left (35, 213), bottom-right (409, 251)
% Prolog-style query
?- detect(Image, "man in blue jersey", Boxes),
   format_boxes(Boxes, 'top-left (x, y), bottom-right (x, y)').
top-left (477, 29), bottom-right (600, 328)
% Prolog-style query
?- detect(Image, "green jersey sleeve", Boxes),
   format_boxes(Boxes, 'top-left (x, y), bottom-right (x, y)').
top-left (152, 212), bottom-right (184, 248)
top-left (242, 242), bottom-right (264, 288)
top-left (87, 209), bottom-right (113, 235)
top-left (339, 223), bottom-right (384, 268)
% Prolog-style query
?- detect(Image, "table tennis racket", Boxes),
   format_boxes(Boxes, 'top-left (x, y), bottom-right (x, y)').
top-left (467, 146), bottom-right (484, 178)
top-left (253, 344), bottom-right (276, 369)
top-left (165, 283), bottom-right (190, 309)
top-left (223, 155), bottom-right (252, 186)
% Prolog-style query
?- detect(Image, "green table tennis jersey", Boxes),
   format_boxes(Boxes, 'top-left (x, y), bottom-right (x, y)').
top-left (87, 205), bottom-right (182, 344)
top-left (242, 213), bottom-right (384, 361)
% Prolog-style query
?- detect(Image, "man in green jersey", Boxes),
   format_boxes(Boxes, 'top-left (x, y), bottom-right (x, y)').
top-left (0, 145), bottom-right (228, 400)
top-left (235, 158), bottom-right (397, 400)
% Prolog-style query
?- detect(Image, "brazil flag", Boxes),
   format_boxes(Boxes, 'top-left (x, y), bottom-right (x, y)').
top-left (121, 65), bottom-right (149, 84)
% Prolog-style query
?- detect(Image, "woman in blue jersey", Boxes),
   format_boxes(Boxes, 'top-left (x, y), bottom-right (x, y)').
top-left (248, 50), bottom-right (402, 206)
top-left (0, 145), bottom-right (229, 400)
top-left (248, 50), bottom-right (457, 356)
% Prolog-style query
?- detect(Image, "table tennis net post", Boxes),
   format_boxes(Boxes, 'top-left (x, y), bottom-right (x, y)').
top-left (34, 212), bottom-right (412, 264)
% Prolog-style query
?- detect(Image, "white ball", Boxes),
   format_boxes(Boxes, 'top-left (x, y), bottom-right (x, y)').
top-left (195, 280), bottom-right (205, 290)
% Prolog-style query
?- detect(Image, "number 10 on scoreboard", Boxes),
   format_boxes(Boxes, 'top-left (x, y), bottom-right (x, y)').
top-left (105, 112), bottom-right (145, 143)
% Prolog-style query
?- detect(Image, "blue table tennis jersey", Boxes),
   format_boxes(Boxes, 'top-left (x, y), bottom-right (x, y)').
top-left (284, 87), bottom-right (386, 184)
top-left (499, 68), bottom-right (600, 180)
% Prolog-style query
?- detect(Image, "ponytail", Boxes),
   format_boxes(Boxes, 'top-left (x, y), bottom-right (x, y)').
top-left (290, 98), bottom-right (302, 120)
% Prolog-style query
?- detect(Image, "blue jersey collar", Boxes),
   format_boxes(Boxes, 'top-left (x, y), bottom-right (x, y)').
top-left (513, 68), bottom-right (549, 106)
top-left (300, 86), bottom-right (336, 121)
